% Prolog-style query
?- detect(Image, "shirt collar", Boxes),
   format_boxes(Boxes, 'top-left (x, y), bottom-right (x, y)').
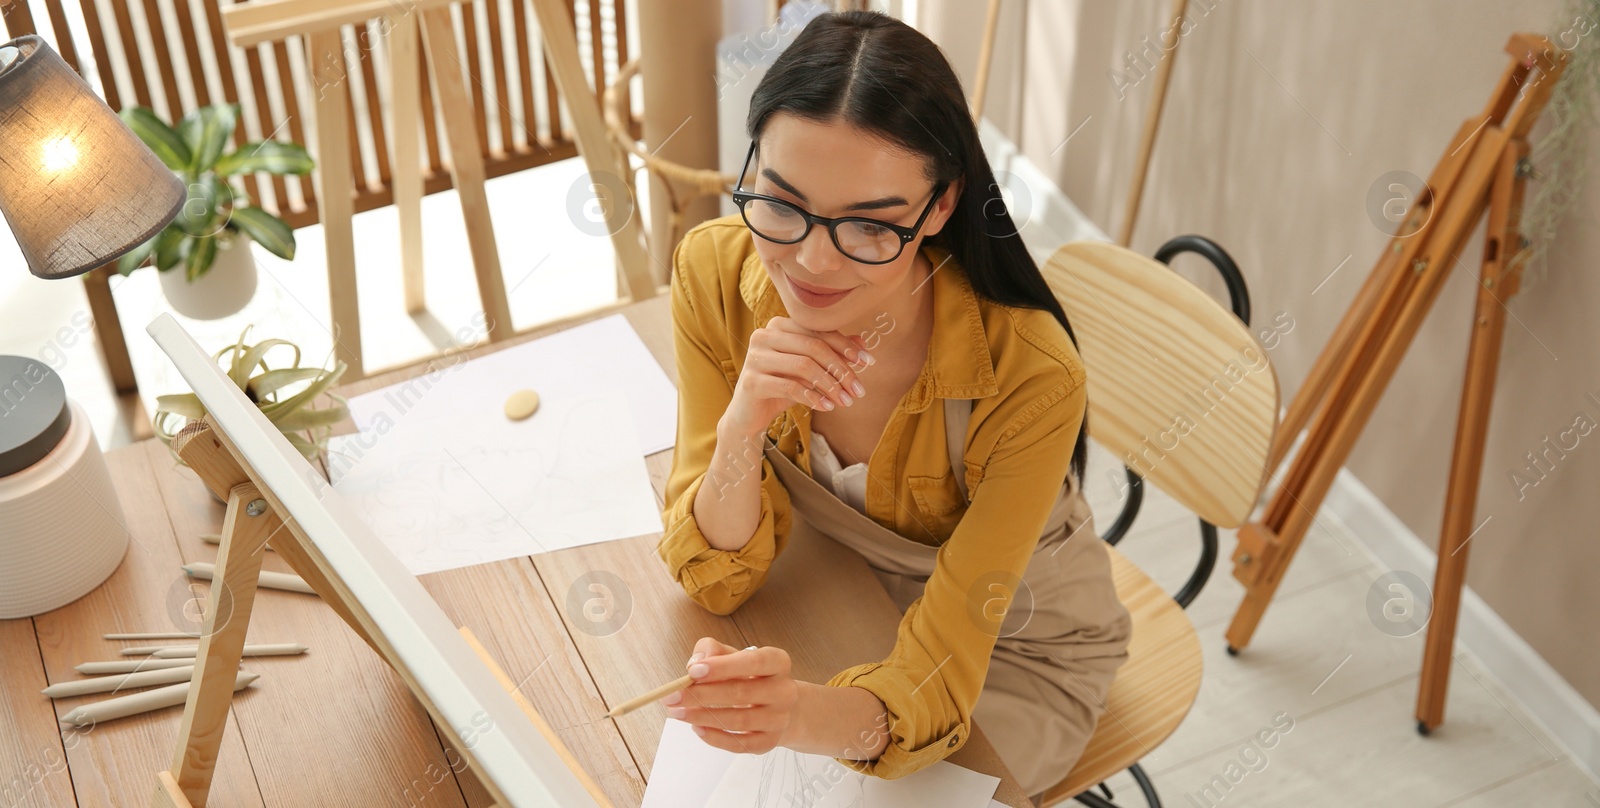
top-left (738, 242), bottom-right (999, 411)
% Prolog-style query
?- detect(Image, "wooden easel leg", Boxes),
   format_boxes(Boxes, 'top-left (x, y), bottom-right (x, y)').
top-left (1228, 120), bottom-right (1512, 653)
top-left (1267, 240), bottom-right (1404, 473)
top-left (1266, 109), bottom-right (1490, 476)
top-left (153, 482), bottom-right (278, 808)
top-left (1417, 138), bottom-right (1529, 733)
top-left (389, 12), bottom-right (427, 316)
top-left (308, 27), bottom-right (364, 379)
top-left (264, 528), bottom-right (384, 658)
top-left (419, 7), bottom-right (513, 342)
top-left (1225, 38), bottom-right (1563, 653)
top-left (529, 0), bottom-right (656, 302)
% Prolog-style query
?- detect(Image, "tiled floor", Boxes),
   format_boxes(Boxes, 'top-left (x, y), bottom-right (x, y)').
top-left (1077, 436), bottom-right (1600, 807)
top-left (3, 156), bottom-right (1597, 807)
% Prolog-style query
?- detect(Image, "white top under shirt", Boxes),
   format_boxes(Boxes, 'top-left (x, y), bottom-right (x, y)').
top-left (807, 427), bottom-right (870, 516)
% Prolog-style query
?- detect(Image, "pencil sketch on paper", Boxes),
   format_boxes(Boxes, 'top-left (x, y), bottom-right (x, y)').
top-left (327, 389), bottom-right (663, 575)
top-left (704, 744), bottom-right (999, 808)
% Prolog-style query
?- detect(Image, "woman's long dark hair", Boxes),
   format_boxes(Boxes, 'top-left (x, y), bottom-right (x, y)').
top-left (747, 10), bottom-right (1091, 485)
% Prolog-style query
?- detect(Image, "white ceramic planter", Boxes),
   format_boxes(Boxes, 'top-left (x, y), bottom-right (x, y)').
top-left (159, 232), bottom-right (258, 320)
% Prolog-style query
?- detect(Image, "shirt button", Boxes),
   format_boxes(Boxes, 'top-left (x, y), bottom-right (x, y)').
top-left (947, 734), bottom-right (959, 748)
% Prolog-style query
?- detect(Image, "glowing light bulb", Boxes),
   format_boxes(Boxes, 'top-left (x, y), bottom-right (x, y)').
top-left (41, 136), bottom-right (79, 172)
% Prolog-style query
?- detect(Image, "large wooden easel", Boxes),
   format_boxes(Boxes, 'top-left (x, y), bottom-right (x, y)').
top-left (219, 0), bottom-right (656, 379)
top-left (1223, 33), bottom-right (1566, 733)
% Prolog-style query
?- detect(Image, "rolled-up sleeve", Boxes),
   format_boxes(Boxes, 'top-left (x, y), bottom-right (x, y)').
top-left (656, 230), bottom-right (793, 616)
top-left (825, 377), bottom-right (1087, 779)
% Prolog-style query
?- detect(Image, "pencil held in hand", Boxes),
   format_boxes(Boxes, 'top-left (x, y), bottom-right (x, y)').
top-left (605, 673), bottom-right (693, 718)
top-left (605, 645), bottom-right (756, 719)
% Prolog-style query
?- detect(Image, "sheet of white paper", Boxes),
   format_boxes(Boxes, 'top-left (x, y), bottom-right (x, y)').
top-left (640, 718), bottom-right (1001, 808)
top-left (345, 313), bottom-right (678, 456)
top-left (640, 719), bottom-right (739, 808)
top-left (326, 389), bottom-right (663, 574)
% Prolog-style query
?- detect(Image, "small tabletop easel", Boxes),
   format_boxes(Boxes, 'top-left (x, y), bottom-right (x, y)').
top-left (1223, 33), bottom-right (1566, 734)
top-left (150, 418), bottom-right (610, 808)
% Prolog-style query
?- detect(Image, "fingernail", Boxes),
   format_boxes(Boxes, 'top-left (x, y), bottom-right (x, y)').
top-left (821, 399), bottom-right (835, 411)
top-left (688, 652), bottom-right (704, 665)
top-left (664, 690), bottom-right (681, 705)
top-left (688, 662), bottom-right (710, 679)
top-left (841, 392), bottom-right (853, 406)
top-left (851, 381), bottom-right (865, 397)
top-left (666, 706), bottom-right (685, 718)
top-left (860, 350), bottom-right (875, 365)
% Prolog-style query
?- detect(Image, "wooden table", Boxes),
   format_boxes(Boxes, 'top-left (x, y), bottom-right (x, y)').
top-left (0, 294), bottom-right (1035, 807)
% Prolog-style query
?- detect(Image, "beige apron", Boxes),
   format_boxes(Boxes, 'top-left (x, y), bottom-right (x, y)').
top-left (761, 398), bottom-right (1133, 799)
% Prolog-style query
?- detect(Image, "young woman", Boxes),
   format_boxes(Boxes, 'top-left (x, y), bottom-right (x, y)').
top-left (654, 10), bottom-right (1132, 799)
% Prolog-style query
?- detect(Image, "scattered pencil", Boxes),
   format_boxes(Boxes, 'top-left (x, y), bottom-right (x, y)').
top-left (118, 643), bottom-right (308, 658)
top-left (182, 562), bottom-right (314, 595)
top-left (200, 533), bottom-right (274, 551)
top-left (43, 665), bottom-right (199, 698)
top-left (58, 672), bottom-right (258, 727)
top-left (76, 658), bottom-right (199, 675)
top-left (103, 632), bottom-right (204, 641)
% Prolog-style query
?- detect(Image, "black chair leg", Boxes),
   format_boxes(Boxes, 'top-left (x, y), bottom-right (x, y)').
top-left (1129, 763), bottom-right (1162, 807)
top-left (1072, 788), bottom-right (1120, 808)
top-left (1068, 764), bottom-right (1163, 808)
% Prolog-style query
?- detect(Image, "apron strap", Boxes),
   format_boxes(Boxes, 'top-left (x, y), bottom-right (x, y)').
top-left (943, 397), bottom-right (975, 504)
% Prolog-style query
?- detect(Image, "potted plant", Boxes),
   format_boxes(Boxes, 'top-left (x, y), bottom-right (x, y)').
top-left (154, 325), bottom-right (349, 499)
top-left (116, 103), bottom-right (314, 320)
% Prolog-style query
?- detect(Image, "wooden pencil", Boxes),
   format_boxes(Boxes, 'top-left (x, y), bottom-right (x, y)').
top-left (605, 672), bottom-right (693, 718)
top-left (605, 645), bottom-right (758, 719)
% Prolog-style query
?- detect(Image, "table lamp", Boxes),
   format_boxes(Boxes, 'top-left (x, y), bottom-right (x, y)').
top-left (0, 35), bottom-right (184, 616)
top-left (0, 34), bottom-right (184, 278)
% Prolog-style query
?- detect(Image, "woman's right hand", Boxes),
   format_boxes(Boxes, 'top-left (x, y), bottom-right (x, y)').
top-left (722, 316), bottom-right (875, 439)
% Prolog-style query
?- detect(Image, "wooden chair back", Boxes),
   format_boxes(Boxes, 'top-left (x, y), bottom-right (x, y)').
top-left (1042, 240), bottom-right (1280, 529)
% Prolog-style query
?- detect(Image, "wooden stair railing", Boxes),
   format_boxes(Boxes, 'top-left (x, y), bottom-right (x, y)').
top-left (0, 0), bottom-right (645, 398)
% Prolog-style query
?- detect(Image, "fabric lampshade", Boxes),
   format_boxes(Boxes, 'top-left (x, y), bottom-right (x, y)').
top-left (0, 35), bottom-right (184, 279)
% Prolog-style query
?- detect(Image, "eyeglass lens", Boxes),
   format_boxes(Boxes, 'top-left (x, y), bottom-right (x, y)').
top-left (742, 198), bottom-right (903, 263)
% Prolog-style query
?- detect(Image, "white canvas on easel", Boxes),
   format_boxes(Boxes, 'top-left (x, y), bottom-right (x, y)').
top-left (146, 312), bottom-right (610, 808)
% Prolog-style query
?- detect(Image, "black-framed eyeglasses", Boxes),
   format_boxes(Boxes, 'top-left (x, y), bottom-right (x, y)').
top-left (730, 140), bottom-right (947, 265)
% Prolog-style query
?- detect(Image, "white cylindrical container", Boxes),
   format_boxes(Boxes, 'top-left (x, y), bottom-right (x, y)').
top-left (0, 357), bottom-right (129, 618)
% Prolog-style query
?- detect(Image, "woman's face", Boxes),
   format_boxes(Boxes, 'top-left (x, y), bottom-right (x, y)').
top-left (746, 114), bottom-right (960, 336)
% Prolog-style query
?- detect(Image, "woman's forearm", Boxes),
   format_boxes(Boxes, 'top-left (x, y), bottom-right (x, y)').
top-left (789, 682), bottom-right (891, 761)
top-left (692, 418), bottom-right (769, 551)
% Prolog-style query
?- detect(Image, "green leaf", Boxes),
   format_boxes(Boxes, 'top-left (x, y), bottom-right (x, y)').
top-left (118, 107), bottom-right (190, 172)
top-left (183, 234), bottom-right (218, 282)
top-left (228, 207), bottom-right (295, 260)
top-left (177, 104), bottom-right (240, 175)
top-left (264, 360), bottom-right (347, 424)
top-left (116, 237), bottom-right (156, 276)
top-left (173, 175), bottom-right (233, 238)
top-left (154, 393), bottom-right (207, 420)
top-left (213, 141), bottom-right (315, 177)
top-left (273, 406), bottom-right (349, 432)
top-left (230, 337), bottom-right (300, 390)
top-left (153, 226), bottom-right (188, 271)
top-left (246, 367), bottom-right (324, 400)
top-left (283, 432), bottom-right (319, 460)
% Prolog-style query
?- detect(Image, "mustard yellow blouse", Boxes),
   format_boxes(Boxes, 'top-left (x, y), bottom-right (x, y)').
top-left (657, 214), bottom-right (1090, 780)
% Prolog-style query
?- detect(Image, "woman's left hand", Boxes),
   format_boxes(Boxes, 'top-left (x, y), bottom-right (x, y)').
top-left (664, 637), bottom-right (805, 754)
